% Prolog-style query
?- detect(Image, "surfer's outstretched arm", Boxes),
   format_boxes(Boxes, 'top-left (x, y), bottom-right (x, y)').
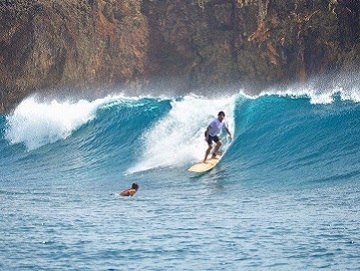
top-left (225, 127), bottom-right (232, 141)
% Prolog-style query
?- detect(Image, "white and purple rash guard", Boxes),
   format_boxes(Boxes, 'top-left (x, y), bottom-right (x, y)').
top-left (208, 118), bottom-right (228, 137)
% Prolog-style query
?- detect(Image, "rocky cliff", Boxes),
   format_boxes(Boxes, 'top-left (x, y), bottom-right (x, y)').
top-left (0, 0), bottom-right (359, 112)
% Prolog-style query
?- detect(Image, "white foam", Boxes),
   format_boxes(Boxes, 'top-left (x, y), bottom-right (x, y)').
top-left (127, 94), bottom-right (236, 174)
top-left (5, 95), bottom-right (121, 150)
top-left (263, 87), bottom-right (360, 104)
top-left (259, 79), bottom-right (360, 105)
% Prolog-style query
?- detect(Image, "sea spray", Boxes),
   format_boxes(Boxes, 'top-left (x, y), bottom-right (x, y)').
top-left (127, 95), bottom-right (236, 173)
top-left (4, 95), bottom-right (119, 150)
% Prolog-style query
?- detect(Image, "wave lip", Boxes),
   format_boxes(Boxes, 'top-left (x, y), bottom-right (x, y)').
top-left (257, 73), bottom-right (360, 105)
top-left (4, 96), bottom-right (113, 150)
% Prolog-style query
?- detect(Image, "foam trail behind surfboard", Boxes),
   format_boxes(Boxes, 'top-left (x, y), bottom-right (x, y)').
top-left (127, 94), bottom-right (236, 174)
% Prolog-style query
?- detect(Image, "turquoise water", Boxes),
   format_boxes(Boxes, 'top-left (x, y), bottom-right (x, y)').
top-left (1, 86), bottom-right (359, 270)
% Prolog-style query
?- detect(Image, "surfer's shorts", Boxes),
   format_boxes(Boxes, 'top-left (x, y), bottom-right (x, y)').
top-left (204, 131), bottom-right (219, 145)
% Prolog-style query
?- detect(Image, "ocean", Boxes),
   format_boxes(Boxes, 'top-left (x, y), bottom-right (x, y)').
top-left (1, 83), bottom-right (359, 270)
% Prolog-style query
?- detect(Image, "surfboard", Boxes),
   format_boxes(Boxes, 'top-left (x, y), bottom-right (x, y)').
top-left (188, 156), bottom-right (220, 173)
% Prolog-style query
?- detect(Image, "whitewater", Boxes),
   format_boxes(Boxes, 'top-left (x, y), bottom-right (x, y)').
top-left (1, 83), bottom-right (359, 270)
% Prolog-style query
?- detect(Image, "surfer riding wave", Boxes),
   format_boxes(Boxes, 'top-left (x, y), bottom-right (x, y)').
top-left (203, 111), bottom-right (232, 163)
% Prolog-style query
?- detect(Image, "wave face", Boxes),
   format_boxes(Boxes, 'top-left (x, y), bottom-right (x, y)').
top-left (1, 88), bottom-right (359, 183)
top-left (1, 86), bottom-right (360, 270)
top-left (228, 92), bottom-right (360, 185)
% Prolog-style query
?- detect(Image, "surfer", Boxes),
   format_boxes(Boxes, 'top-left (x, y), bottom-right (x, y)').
top-left (203, 111), bottom-right (232, 163)
top-left (119, 182), bottom-right (139, 196)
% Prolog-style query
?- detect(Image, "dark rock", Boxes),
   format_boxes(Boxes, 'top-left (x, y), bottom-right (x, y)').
top-left (0, 0), bottom-right (359, 113)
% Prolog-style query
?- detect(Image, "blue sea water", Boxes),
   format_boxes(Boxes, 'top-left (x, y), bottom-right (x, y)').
top-left (1, 84), bottom-right (360, 270)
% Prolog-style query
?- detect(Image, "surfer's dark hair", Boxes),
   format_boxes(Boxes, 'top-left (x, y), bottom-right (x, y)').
top-left (218, 111), bottom-right (225, 117)
top-left (132, 183), bottom-right (139, 190)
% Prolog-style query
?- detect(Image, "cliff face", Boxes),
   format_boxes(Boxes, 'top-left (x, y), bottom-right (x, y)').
top-left (144, 0), bottom-right (359, 87)
top-left (0, 0), bottom-right (359, 112)
top-left (0, 0), bottom-right (148, 111)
